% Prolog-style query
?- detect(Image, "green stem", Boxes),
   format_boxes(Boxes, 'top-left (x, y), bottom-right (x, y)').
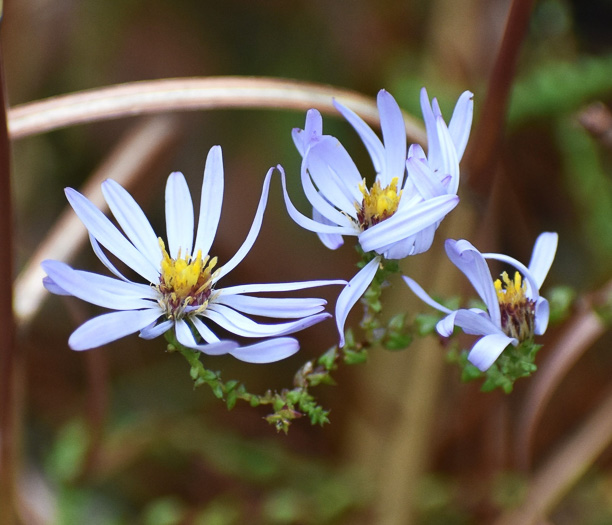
top-left (358, 254), bottom-right (401, 346)
top-left (164, 331), bottom-right (337, 433)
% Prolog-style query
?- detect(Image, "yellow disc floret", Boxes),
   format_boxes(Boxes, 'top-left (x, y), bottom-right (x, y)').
top-left (494, 271), bottom-right (535, 341)
top-left (494, 271), bottom-right (525, 306)
top-left (355, 177), bottom-right (402, 230)
top-left (156, 238), bottom-right (218, 320)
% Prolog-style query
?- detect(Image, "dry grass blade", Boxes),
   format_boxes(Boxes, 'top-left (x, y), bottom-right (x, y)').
top-left (13, 115), bottom-right (181, 328)
top-left (7, 76), bottom-right (426, 144)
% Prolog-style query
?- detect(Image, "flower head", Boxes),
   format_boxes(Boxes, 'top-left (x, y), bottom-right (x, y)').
top-left (280, 88), bottom-right (474, 345)
top-left (43, 146), bottom-right (344, 363)
top-left (403, 232), bottom-right (558, 371)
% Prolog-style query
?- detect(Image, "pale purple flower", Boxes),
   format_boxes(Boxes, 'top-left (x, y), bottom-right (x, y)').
top-left (281, 88), bottom-right (474, 345)
top-left (404, 232), bottom-right (558, 371)
top-left (43, 146), bottom-right (344, 363)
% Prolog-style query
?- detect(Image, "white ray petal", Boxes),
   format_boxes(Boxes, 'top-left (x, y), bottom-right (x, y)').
top-left (378, 89), bottom-right (407, 186)
top-left (301, 160), bottom-right (355, 226)
top-left (335, 257), bottom-right (380, 347)
top-left (194, 145), bottom-right (224, 256)
top-left (534, 297), bottom-right (550, 336)
top-left (437, 312), bottom-right (459, 337)
top-left (219, 279), bottom-right (346, 296)
top-left (175, 318), bottom-right (237, 355)
top-left (293, 109), bottom-right (323, 156)
top-left (229, 338), bottom-right (300, 363)
top-left (402, 276), bottom-right (452, 314)
top-left (42, 260), bottom-right (159, 310)
top-left (205, 304), bottom-right (330, 338)
top-left (68, 309), bottom-right (162, 350)
top-left (42, 276), bottom-right (70, 296)
top-left (435, 117), bottom-right (460, 194)
top-left (467, 333), bottom-right (516, 372)
top-left (445, 239), bottom-right (501, 327)
top-left (406, 156), bottom-right (447, 200)
top-left (139, 320), bottom-right (173, 340)
top-left (420, 88), bottom-right (441, 170)
top-left (313, 207), bottom-right (345, 250)
top-left (358, 194), bottom-right (458, 254)
top-left (215, 294), bottom-right (326, 318)
top-left (452, 309), bottom-right (507, 337)
top-left (101, 179), bottom-right (161, 268)
top-left (65, 188), bottom-right (159, 283)
top-left (279, 166), bottom-right (357, 237)
top-left (89, 235), bottom-right (131, 282)
top-left (527, 232), bottom-right (558, 289)
top-left (333, 97), bottom-right (384, 173)
top-left (306, 138), bottom-right (362, 210)
top-left (448, 90), bottom-right (474, 160)
top-left (191, 316), bottom-right (220, 343)
top-left (165, 172), bottom-right (194, 258)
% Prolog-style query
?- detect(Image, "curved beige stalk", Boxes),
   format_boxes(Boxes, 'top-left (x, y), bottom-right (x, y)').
top-left (8, 77), bottom-right (426, 144)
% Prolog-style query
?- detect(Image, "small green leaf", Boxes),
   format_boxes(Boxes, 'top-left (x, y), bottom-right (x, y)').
top-left (318, 346), bottom-right (338, 370)
top-left (343, 347), bottom-right (368, 365)
top-left (414, 314), bottom-right (441, 336)
top-left (211, 382), bottom-right (224, 399)
top-left (384, 332), bottom-right (412, 351)
top-left (226, 390), bottom-right (238, 411)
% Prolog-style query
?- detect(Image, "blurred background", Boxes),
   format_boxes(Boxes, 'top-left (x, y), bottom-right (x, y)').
top-left (5, 0), bottom-right (612, 523)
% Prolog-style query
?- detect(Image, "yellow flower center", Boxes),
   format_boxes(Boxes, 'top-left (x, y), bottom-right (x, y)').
top-left (355, 177), bottom-right (402, 230)
top-left (494, 271), bottom-right (535, 341)
top-left (156, 238), bottom-right (218, 320)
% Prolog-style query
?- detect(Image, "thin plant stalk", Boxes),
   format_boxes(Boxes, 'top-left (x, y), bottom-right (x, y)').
top-left (373, 206), bottom-right (476, 525)
top-left (7, 77), bottom-right (425, 144)
top-left (465, 0), bottom-right (537, 195)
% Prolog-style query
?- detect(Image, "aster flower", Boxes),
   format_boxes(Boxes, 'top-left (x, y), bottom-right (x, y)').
top-left (43, 146), bottom-right (344, 363)
top-left (403, 232), bottom-right (558, 371)
top-left (280, 88), bottom-right (474, 345)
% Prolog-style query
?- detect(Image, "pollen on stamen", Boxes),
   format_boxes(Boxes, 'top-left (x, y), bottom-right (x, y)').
top-left (494, 271), bottom-right (535, 341)
top-left (355, 177), bottom-right (402, 230)
top-left (156, 238), bottom-right (218, 320)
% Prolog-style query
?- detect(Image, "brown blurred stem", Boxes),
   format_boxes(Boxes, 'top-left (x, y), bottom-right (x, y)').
top-left (495, 383), bottom-right (612, 525)
top-left (515, 296), bottom-right (608, 470)
top-left (0, 39), bottom-right (17, 524)
top-left (578, 102), bottom-right (612, 150)
top-left (465, 0), bottom-right (536, 195)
